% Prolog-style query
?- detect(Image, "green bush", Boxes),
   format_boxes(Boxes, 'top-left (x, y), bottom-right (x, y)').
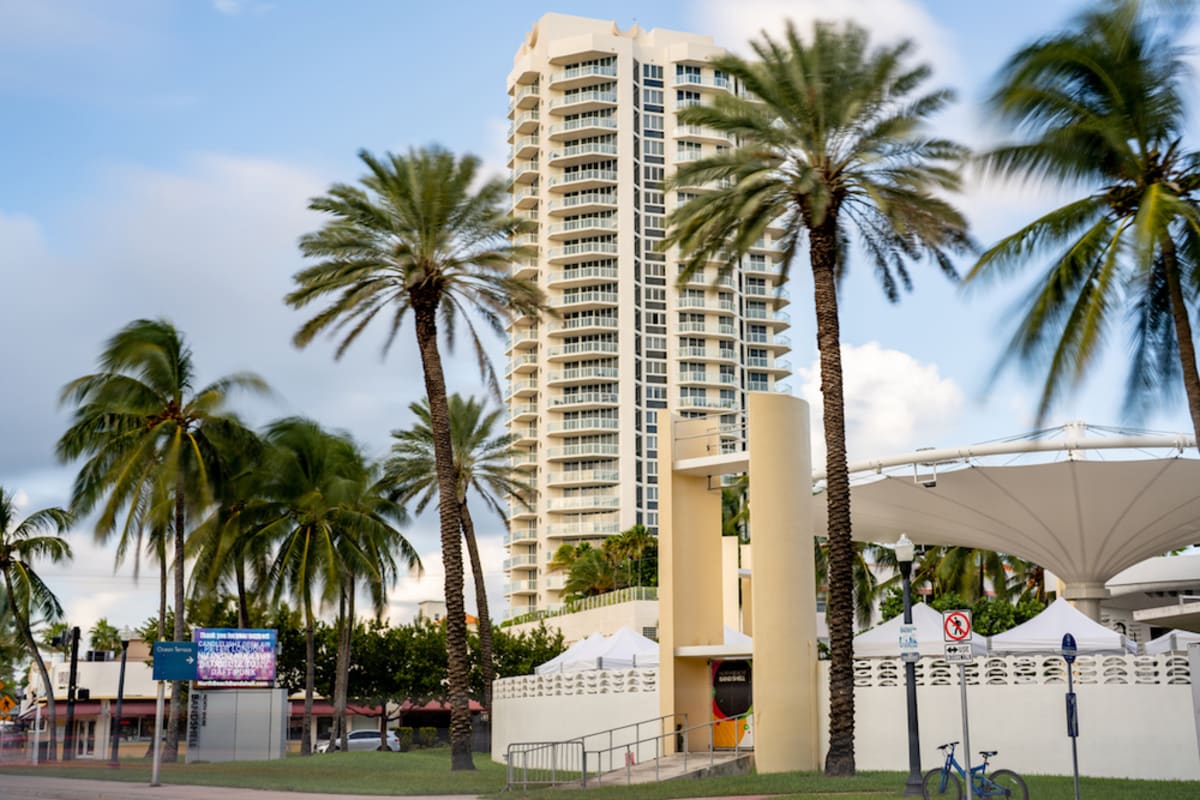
top-left (395, 726), bottom-right (413, 752)
top-left (417, 726), bottom-right (438, 748)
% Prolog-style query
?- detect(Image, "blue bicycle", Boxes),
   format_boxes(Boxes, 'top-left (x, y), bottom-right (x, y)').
top-left (922, 740), bottom-right (1028, 799)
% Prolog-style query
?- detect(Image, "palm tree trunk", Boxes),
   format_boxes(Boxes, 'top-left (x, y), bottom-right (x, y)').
top-left (302, 600), bottom-right (315, 756)
top-left (164, 482), bottom-right (186, 763)
top-left (235, 559), bottom-right (250, 629)
top-left (460, 503), bottom-right (495, 712)
top-left (333, 584), bottom-right (352, 752)
top-left (5, 574), bottom-right (57, 761)
top-left (412, 299), bottom-right (474, 770)
top-left (1163, 242), bottom-right (1200, 442)
top-left (157, 534), bottom-right (167, 641)
top-left (811, 219), bottom-right (856, 777)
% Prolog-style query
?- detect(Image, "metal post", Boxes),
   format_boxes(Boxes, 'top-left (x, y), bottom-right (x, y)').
top-left (63, 626), bottom-right (80, 761)
top-left (959, 664), bottom-right (973, 800)
top-left (32, 697), bottom-right (40, 765)
top-left (900, 557), bottom-right (923, 796)
top-left (150, 681), bottom-right (165, 786)
top-left (109, 637), bottom-right (131, 767)
top-left (1068, 666), bottom-right (1080, 800)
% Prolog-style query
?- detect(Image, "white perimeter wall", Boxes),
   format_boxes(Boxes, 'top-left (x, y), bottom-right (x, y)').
top-left (819, 659), bottom-right (1199, 781)
top-left (495, 656), bottom-right (1200, 781)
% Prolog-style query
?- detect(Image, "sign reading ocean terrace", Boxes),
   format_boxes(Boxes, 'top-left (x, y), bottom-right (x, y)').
top-left (194, 628), bottom-right (277, 686)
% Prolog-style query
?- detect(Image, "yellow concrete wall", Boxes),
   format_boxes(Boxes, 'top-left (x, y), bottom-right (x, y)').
top-left (747, 393), bottom-right (819, 772)
top-left (658, 415), bottom-right (724, 751)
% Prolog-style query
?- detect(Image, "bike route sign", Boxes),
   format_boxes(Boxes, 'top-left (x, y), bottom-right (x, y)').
top-left (943, 609), bottom-right (972, 642)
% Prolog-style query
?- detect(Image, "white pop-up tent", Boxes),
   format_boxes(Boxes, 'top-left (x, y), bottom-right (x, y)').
top-left (989, 597), bottom-right (1137, 655)
top-left (854, 602), bottom-right (987, 658)
top-left (1144, 629), bottom-right (1200, 655)
top-left (534, 627), bottom-right (659, 673)
top-left (535, 632), bottom-right (606, 674)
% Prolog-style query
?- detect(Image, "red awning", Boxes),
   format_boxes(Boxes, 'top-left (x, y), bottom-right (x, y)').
top-left (19, 700), bottom-right (160, 720)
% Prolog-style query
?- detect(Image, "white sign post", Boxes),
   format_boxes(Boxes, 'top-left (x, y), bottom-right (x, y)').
top-left (943, 610), bottom-right (975, 800)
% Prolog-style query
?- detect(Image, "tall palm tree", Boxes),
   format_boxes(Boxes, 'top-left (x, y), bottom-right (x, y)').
top-left (247, 418), bottom-right (417, 756)
top-left (189, 431), bottom-right (271, 629)
top-left (0, 488), bottom-right (72, 761)
top-left (969, 0), bottom-right (1200, 435)
top-left (382, 393), bottom-right (529, 712)
top-left (57, 318), bottom-right (268, 761)
top-left (663, 22), bottom-right (971, 775)
top-left (286, 147), bottom-right (547, 769)
top-left (329, 457), bottom-right (412, 753)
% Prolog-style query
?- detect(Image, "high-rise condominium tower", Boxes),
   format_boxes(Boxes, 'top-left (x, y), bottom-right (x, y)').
top-left (503, 13), bottom-right (792, 618)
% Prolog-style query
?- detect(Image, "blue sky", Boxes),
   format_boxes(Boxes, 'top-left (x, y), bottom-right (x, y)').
top-left (2, 0), bottom-right (1195, 637)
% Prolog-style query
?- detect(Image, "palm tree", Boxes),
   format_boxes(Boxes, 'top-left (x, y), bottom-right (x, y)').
top-left (611, 524), bottom-right (655, 589)
top-left (382, 394), bottom-right (529, 712)
top-left (0, 488), bottom-right (72, 761)
top-left (969, 0), bottom-right (1200, 435)
top-left (721, 475), bottom-right (749, 541)
top-left (189, 432), bottom-right (271, 629)
top-left (88, 618), bottom-right (121, 652)
top-left (57, 318), bottom-right (268, 761)
top-left (663, 22), bottom-right (972, 775)
top-left (286, 147), bottom-right (547, 769)
top-left (248, 418), bottom-right (417, 756)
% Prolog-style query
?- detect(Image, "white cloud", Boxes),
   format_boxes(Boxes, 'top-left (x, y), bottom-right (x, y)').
top-left (385, 532), bottom-right (507, 625)
top-left (692, 0), bottom-right (960, 79)
top-left (799, 342), bottom-right (965, 465)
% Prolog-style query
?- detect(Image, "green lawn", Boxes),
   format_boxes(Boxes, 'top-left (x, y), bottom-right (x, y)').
top-left (499, 770), bottom-right (1200, 800)
top-left (0, 748), bottom-right (506, 795)
top-left (1, 752), bottom-right (1197, 799)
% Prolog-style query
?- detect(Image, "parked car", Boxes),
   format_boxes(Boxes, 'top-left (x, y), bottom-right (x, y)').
top-left (316, 729), bottom-right (401, 753)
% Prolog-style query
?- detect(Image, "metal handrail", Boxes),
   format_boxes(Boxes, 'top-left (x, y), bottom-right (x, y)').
top-left (505, 709), bottom-right (754, 789)
top-left (582, 710), bottom-right (754, 786)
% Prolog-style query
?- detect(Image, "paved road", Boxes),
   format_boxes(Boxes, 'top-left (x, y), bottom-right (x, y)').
top-left (0, 775), bottom-right (481, 800)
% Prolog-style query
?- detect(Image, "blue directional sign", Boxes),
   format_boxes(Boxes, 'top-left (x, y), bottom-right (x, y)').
top-left (1061, 633), bottom-right (1077, 665)
top-left (153, 641), bottom-right (199, 681)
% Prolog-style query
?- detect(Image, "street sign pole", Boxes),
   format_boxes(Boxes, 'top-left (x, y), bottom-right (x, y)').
top-left (1062, 633), bottom-right (1081, 800)
top-left (149, 640), bottom-right (199, 787)
top-left (942, 610), bottom-right (974, 800)
top-left (960, 662), bottom-right (973, 800)
top-left (151, 680), bottom-right (165, 787)
top-left (32, 697), bottom-right (40, 766)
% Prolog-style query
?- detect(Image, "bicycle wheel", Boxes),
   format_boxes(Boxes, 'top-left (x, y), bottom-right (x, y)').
top-left (922, 768), bottom-right (963, 799)
top-left (986, 769), bottom-right (1028, 800)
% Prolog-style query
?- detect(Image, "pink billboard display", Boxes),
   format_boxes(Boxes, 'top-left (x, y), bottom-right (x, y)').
top-left (194, 628), bottom-right (277, 687)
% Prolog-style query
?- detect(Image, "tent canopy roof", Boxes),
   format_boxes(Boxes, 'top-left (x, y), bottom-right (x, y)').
top-left (990, 598), bottom-right (1135, 654)
top-left (813, 459), bottom-right (1200, 586)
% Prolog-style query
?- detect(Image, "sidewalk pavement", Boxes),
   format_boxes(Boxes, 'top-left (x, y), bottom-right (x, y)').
top-left (0, 775), bottom-right (481, 800)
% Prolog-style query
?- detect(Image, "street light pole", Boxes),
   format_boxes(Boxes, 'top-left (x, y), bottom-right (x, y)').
top-left (896, 533), bottom-right (923, 796)
top-left (109, 630), bottom-right (134, 767)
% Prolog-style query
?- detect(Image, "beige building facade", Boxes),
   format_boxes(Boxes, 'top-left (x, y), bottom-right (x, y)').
top-left (503, 13), bottom-right (792, 618)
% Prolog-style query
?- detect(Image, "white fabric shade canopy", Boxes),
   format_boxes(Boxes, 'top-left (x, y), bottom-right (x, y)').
top-left (989, 598), bottom-right (1136, 654)
top-left (1144, 629), bottom-right (1200, 655)
top-left (811, 459), bottom-right (1200, 589)
top-left (853, 602), bottom-right (987, 658)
